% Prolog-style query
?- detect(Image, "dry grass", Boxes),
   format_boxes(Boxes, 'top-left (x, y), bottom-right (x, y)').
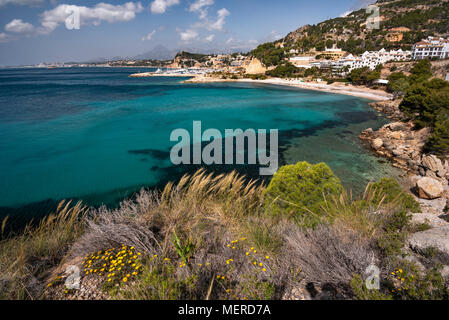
top-left (67, 169), bottom-right (289, 300)
top-left (0, 201), bottom-right (87, 299)
top-left (284, 224), bottom-right (374, 294)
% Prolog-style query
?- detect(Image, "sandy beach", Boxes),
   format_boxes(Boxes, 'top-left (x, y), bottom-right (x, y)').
top-left (129, 71), bottom-right (393, 101)
top-left (128, 72), bottom-right (199, 78)
top-left (183, 75), bottom-right (393, 101)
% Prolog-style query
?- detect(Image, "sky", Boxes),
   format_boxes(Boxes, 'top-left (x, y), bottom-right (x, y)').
top-left (0, 0), bottom-right (374, 66)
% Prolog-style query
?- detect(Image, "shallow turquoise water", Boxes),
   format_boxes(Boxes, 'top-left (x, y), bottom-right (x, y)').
top-left (0, 67), bottom-right (402, 217)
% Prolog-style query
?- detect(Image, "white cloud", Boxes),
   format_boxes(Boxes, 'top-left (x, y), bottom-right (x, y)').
top-left (194, 7), bottom-right (229, 31)
top-left (150, 0), bottom-right (179, 14)
top-left (179, 29), bottom-right (198, 41)
top-left (38, 2), bottom-right (144, 34)
top-left (189, 0), bottom-right (213, 12)
top-left (5, 19), bottom-right (34, 33)
top-left (0, 32), bottom-right (11, 42)
top-left (204, 34), bottom-right (214, 42)
top-left (0, 0), bottom-right (43, 7)
top-left (142, 29), bottom-right (156, 41)
top-left (189, 0), bottom-right (213, 19)
top-left (208, 8), bottom-right (229, 30)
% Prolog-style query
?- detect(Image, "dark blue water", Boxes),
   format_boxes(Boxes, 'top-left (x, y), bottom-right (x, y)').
top-left (0, 67), bottom-right (402, 218)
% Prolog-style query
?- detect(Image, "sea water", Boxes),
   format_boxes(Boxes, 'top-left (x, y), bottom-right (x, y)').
top-left (0, 67), bottom-right (403, 218)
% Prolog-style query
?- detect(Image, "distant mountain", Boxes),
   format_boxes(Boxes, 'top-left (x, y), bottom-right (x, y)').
top-left (133, 45), bottom-right (251, 61)
top-left (133, 45), bottom-right (178, 60)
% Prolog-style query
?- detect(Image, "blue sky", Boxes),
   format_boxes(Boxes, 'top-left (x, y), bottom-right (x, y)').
top-left (0, 0), bottom-right (373, 66)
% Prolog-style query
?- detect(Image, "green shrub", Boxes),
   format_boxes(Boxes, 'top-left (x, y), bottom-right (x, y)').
top-left (172, 232), bottom-right (195, 264)
top-left (265, 62), bottom-right (299, 78)
top-left (387, 72), bottom-right (409, 95)
top-left (263, 162), bottom-right (343, 228)
top-left (350, 274), bottom-right (393, 300)
top-left (424, 112), bottom-right (449, 156)
top-left (409, 59), bottom-right (432, 83)
top-left (369, 178), bottom-right (420, 213)
top-left (115, 259), bottom-right (197, 300)
top-left (246, 73), bottom-right (267, 80)
top-left (240, 276), bottom-right (275, 300)
top-left (400, 78), bottom-right (449, 128)
top-left (387, 263), bottom-right (449, 300)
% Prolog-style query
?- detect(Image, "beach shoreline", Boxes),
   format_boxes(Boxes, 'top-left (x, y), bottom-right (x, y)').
top-left (182, 75), bottom-right (393, 101)
top-left (128, 71), bottom-right (392, 101)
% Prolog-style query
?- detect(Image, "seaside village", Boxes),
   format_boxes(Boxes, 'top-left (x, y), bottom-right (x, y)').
top-left (46, 35), bottom-right (449, 82)
top-left (123, 35), bottom-right (449, 81)
top-left (288, 36), bottom-right (449, 74)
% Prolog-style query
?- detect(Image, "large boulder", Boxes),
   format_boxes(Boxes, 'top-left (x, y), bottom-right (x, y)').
top-left (371, 138), bottom-right (383, 150)
top-left (421, 154), bottom-right (446, 178)
top-left (416, 177), bottom-right (444, 199)
top-left (408, 226), bottom-right (449, 255)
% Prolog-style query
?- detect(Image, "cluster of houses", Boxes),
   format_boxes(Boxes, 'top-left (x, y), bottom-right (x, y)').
top-left (287, 36), bottom-right (449, 76)
top-left (289, 48), bottom-right (411, 75)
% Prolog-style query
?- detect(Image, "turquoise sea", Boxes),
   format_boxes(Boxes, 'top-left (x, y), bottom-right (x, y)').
top-left (0, 67), bottom-right (403, 219)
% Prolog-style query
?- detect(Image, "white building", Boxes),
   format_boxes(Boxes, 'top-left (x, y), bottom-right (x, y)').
top-left (289, 56), bottom-right (315, 68)
top-left (411, 37), bottom-right (449, 60)
top-left (331, 49), bottom-right (411, 74)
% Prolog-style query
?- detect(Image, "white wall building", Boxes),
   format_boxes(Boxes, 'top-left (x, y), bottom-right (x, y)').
top-left (289, 56), bottom-right (315, 68)
top-left (331, 49), bottom-right (411, 74)
top-left (412, 37), bottom-right (449, 60)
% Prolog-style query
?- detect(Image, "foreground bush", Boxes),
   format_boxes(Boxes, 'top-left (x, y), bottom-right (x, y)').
top-left (369, 178), bottom-right (420, 213)
top-left (263, 162), bottom-right (343, 228)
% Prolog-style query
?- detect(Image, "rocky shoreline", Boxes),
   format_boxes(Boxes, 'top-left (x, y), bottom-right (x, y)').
top-left (360, 99), bottom-right (448, 194)
top-left (360, 98), bottom-right (449, 260)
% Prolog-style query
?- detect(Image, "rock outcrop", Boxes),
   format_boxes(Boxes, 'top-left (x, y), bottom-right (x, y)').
top-left (408, 225), bottom-right (449, 255)
top-left (368, 99), bottom-right (405, 121)
top-left (411, 212), bottom-right (448, 228)
top-left (360, 112), bottom-right (449, 201)
top-left (361, 121), bottom-right (448, 183)
top-left (416, 177), bottom-right (444, 200)
top-left (243, 58), bottom-right (267, 75)
top-left (360, 121), bottom-right (432, 173)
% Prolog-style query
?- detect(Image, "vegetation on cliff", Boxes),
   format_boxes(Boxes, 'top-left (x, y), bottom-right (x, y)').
top-left (1, 162), bottom-right (447, 300)
top-left (397, 60), bottom-right (449, 156)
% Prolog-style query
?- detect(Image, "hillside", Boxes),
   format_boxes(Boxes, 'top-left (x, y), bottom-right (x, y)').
top-left (251, 0), bottom-right (449, 64)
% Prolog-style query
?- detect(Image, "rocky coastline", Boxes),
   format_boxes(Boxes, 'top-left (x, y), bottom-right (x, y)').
top-left (360, 99), bottom-right (448, 193)
top-left (360, 98), bottom-right (449, 260)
